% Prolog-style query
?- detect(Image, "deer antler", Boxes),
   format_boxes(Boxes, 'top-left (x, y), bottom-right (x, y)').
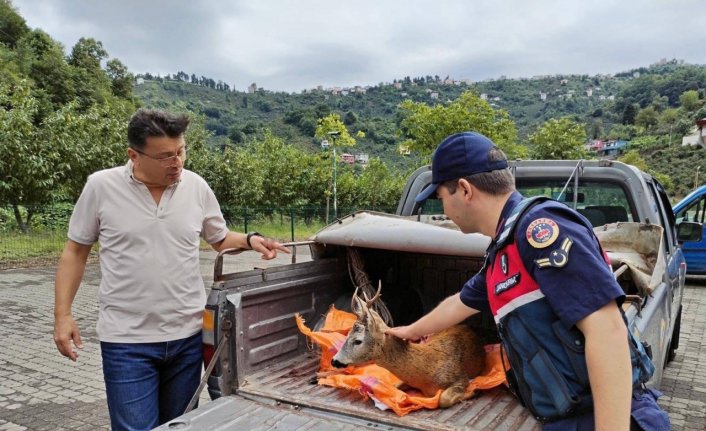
top-left (361, 280), bottom-right (382, 308)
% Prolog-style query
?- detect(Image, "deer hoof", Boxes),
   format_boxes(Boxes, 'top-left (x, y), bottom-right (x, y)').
top-left (439, 385), bottom-right (466, 408)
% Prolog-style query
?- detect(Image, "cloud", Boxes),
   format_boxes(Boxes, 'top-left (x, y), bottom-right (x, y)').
top-left (11, 0), bottom-right (706, 92)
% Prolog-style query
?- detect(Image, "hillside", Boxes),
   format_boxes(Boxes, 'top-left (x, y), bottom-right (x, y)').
top-left (134, 61), bottom-right (706, 174)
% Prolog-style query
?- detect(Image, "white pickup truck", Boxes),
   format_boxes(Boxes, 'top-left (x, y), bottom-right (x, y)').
top-left (158, 160), bottom-right (701, 430)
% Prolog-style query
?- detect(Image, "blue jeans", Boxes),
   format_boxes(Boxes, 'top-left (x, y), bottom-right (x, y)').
top-left (100, 332), bottom-right (202, 431)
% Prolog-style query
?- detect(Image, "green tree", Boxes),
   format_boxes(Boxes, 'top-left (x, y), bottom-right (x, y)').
top-left (635, 106), bottom-right (659, 130)
top-left (17, 29), bottom-right (75, 107)
top-left (68, 37), bottom-right (112, 107)
top-left (618, 150), bottom-right (672, 190)
top-left (679, 90), bottom-right (700, 112)
top-left (398, 91), bottom-right (525, 159)
top-left (106, 58), bottom-right (134, 99)
top-left (0, 0), bottom-right (29, 48)
top-left (314, 113), bottom-right (358, 147)
top-left (45, 99), bottom-right (134, 200)
top-left (314, 114), bottom-right (359, 218)
top-left (0, 80), bottom-right (60, 230)
top-left (350, 158), bottom-right (405, 209)
top-left (528, 117), bottom-right (587, 160)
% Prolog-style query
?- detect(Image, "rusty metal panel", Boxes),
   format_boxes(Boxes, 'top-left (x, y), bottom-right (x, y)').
top-left (229, 258), bottom-right (350, 380)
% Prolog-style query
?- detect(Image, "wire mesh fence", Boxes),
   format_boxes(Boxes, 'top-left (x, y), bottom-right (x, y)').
top-left (0, 204), bottom-right (397, 270)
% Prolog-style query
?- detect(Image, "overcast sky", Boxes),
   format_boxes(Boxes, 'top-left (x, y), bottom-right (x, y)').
top-left (11, 0), bottom-right (706, 93)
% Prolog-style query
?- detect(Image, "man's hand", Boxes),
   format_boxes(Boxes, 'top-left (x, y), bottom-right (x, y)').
top-left (249, 235), bottom-right (290, 260)
top-left (385, 325), bottom-right (424, 342)
top-left (54, 315), bottom-right (83, 361)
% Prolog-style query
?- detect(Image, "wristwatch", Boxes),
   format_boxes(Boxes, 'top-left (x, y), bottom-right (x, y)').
top-left (246, 231), bottom-right (263, 249)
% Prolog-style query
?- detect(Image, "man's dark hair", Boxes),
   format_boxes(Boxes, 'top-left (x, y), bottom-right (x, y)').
top-left (442, 147), bottom-right (515, 195)
top-left (127, 109), bottom-right (190, 149)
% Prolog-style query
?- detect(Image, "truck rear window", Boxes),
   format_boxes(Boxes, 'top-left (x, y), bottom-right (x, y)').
top-left (418, 180), bottom-right (635, 228)
top-left (516, 180), bottom-right (635, 226)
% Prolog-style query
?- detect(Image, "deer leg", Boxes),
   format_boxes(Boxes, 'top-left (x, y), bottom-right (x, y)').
top-left (439, 382), bottom-right (468, 408)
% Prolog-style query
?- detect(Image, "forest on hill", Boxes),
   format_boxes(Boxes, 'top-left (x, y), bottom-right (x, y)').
top-left (2, 0), bottom-right (706, 235)
top-left (135, 60), bottom-right (706, 195)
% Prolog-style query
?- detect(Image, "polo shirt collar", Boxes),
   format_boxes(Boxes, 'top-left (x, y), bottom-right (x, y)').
top-left (124, 159), bottom-right (182, 187)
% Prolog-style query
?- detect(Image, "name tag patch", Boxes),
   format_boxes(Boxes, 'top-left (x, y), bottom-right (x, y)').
top-left (495, 273), bottom-right (521, 295)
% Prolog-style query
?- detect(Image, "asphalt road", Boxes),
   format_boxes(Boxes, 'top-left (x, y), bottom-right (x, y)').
top-left (0, 249), bottom-right (704, 430)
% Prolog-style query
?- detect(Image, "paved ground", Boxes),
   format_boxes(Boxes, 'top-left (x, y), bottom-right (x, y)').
top-left (0, 249), bottom-right (704, 430)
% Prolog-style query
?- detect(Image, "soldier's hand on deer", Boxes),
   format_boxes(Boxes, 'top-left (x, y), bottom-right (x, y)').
top-left (332, 283), bottom-right (485, 408)
top-left (384, 325), bottom-right (424, 342)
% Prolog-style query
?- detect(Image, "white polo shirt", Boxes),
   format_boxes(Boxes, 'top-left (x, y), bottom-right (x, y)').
top-left (68, 161), bottom-right (229, 342)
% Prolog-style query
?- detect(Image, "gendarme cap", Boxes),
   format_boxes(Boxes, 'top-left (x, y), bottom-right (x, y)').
top-left (415, 132), bottom-right (508, 202)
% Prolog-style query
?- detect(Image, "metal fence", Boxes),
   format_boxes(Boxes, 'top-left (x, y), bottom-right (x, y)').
top-left (0, 204), bottom-right (397, 270)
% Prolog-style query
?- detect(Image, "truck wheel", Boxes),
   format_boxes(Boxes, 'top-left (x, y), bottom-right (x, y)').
top-left (667, 307), bottom-right (681, 363)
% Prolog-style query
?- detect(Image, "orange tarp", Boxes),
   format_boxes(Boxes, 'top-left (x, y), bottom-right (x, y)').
top-left (295, 306), bottom-right (508, 416)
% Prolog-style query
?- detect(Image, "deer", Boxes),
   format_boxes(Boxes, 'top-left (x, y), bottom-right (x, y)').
top-left (331, 282), bottom-right (486, 408)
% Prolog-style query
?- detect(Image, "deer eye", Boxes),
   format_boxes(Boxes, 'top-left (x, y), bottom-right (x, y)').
top-left (353, 339), bottom-right (363, 345)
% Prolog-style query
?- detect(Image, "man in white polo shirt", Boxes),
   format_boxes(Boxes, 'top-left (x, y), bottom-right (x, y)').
top-left (53, 108), bottom-right (289, 430)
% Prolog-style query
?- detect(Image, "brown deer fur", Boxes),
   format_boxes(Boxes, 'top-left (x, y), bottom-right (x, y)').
top-left (331, 288), bottom-right (485, 408)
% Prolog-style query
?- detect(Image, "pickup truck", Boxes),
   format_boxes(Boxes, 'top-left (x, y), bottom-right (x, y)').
top-left (158, 159), bottom-right (701, 431)
top-left (673, 184), bottom-right (706, 274)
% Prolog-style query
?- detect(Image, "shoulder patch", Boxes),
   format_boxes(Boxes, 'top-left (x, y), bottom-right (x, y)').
top-left (526, 218), bottom-right (560, 249)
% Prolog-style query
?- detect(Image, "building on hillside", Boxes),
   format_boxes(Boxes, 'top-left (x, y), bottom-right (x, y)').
top-left (539, 92), bottom-right (547, 101)
top-left (136, 77), bottom-right (145, 85)
top-left (248, 83), bottom-right (257, 93)
top-left (340, 153), bottom-right (355, 164)
top-left (596, 140), bottom-right (628, 158)
top-left (585, 139), bottom-right (605, 153)
top-left (320, 139), bottom-right (330, 149)
top-left (430, 92), bottom-right (439, 100)
top-left (354, 153), bottom-right (369, 165)
top-left (682, 118), bottom-right (706, 149)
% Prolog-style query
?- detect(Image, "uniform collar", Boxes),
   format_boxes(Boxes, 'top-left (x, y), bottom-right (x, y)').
top-left (494, 191), bottom-right (524, 239)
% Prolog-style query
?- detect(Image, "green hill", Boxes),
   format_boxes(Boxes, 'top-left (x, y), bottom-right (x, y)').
top-left (134, 61), bottom-right (706, 196)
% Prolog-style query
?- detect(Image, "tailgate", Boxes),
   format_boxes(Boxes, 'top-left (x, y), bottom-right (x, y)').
top-left (155, 396), bottom-right (392, 431)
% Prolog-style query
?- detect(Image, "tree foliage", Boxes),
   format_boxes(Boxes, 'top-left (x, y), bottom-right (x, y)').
top-left (0, 0), bottom-right (29, 48)
top-left (0, 80), bottom-right (58, 230)
top-left (398, 91), bottom-right (526, 159)
top-left (314, 113), bottom-right (358, 147)
top-left (528, 117), bottom-right (588, 160)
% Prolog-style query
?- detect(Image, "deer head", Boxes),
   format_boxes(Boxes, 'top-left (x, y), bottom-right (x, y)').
top-left (331, 281), bottom-right (388, 368)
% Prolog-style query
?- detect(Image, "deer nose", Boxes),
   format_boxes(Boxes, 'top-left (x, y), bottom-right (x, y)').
top-left (331, 358), bottom-right (347, 368)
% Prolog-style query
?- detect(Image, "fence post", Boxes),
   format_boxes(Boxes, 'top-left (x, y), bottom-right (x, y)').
top-left (243, 208), bottom-right (248, 233)
top-left (290, 208), bottom-right (295, 241)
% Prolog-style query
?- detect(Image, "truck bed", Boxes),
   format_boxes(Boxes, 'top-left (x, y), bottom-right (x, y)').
top-left (236, 351), bottom-right (539, 431)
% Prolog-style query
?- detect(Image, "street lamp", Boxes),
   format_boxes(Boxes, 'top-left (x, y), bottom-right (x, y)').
top-left (327, 131), bottom-right (341, 220)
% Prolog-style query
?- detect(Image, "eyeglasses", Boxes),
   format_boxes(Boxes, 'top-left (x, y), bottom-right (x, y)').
top-left (131, 146), bottom-right (186, 167)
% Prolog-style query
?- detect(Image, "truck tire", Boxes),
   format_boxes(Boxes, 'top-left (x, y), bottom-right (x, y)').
top-left (667, 306), bottom-right (682, 363)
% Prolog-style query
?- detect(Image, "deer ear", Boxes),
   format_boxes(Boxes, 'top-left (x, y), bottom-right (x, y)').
top-left (351, 295), bottom-right (365, 319)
